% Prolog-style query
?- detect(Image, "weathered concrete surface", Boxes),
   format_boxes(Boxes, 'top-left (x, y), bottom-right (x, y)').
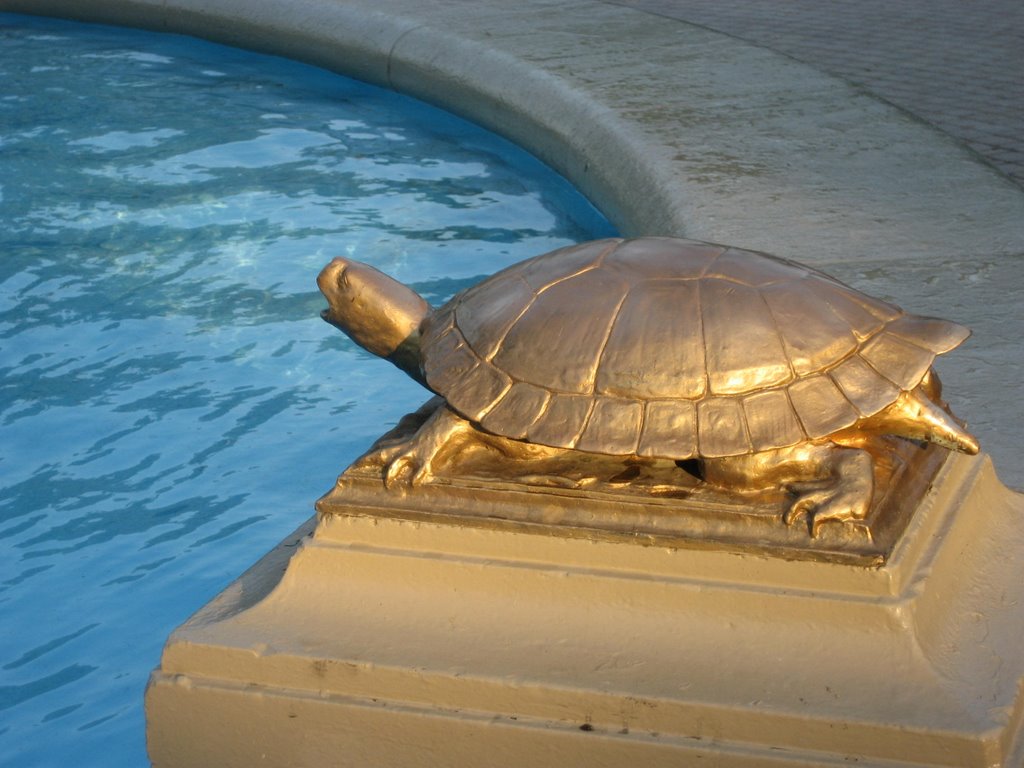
top-left (613, 0), bottom-right (1024, 188)
top-left (3, 0), bottom-right (1022, 486)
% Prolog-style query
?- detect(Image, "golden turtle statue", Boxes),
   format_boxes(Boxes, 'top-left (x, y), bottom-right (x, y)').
top-left (318, 237), bottom-right (978, 535)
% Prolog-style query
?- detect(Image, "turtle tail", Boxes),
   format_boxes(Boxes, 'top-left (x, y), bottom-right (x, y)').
top-left (865, 385), bottom-right (979, 455)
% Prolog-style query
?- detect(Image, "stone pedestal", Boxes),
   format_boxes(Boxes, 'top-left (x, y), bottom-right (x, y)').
top-left (146, 452), bottom-right (1024, 767)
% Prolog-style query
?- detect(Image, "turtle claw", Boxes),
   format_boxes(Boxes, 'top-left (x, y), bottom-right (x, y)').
top-left (353, 421), bottom-right (437, 489)
top-left (382, 454), bottom-right (412, 489)
top-left (382, 450), bottom-right (433, 489)
top-left (785, 472), bottom-right (872, 538)
top-left (372, 404), bottom-right (473, 489)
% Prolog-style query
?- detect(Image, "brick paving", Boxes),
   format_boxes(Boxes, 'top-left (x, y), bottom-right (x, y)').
top-left (609, 0), bottom-right (1024, 188)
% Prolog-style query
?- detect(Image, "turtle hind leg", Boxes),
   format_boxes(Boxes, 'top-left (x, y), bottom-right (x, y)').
top-left (781, 446), bottom-right (875, 538)
top-left (704, 443), bottom-right (875, 538)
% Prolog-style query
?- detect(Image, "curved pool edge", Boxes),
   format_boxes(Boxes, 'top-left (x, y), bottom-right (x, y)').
top-left (0, 0), bottom-right (687, 238)
top-left (5, 0), bottom-right (1023, 260)
top-left (4, 0), bottom-right (1023, 484)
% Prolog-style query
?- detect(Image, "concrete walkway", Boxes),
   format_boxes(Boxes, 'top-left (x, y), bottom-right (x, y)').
top-left (5, 0), bottom-right (1024, 486)
top-left (613, 0), bottom-right (1024, 189)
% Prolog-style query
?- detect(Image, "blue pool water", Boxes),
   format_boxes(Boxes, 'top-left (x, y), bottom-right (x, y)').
top-left (0, 13), bottom-right (614, 766)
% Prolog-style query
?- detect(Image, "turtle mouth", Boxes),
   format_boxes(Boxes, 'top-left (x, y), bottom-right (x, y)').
top-left (319, 306), bottom-right (348, 331)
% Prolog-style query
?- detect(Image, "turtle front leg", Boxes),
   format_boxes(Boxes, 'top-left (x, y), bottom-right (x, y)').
top-left (370, 403), bottom-right (477, 488)
top-left (704, 443), bottom-right (875, 537)
top-left (365, 401), bottom-right (572, 489)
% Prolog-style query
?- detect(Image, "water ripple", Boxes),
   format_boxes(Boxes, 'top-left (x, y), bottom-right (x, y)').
top-left (0, 664), bottom-right (98, 712)
top-left (0, 12), bottom-right (615, 767)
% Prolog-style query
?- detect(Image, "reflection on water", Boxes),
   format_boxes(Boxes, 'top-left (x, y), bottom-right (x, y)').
top-left (0, 13), bottom-right (614, 766)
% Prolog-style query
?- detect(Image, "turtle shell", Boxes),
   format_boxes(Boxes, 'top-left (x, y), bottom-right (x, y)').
top-left (420, 238), bottom-right (968, 459)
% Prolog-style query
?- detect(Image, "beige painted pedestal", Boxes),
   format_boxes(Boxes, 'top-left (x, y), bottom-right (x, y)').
top-left (146, 453), bottom-right (1024, 767)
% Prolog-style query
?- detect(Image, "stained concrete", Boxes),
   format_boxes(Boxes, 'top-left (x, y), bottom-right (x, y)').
top-left (612, 0), bottom-right (1024, 188)
top-left (3, 0), bottom-right (1022, 486)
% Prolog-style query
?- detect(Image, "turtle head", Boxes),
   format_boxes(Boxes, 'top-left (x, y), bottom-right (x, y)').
top-left (318, 257), bottom-right (430, 383)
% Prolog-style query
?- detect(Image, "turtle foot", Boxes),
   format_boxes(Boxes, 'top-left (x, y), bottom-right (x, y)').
top-left (784, 481), bottom-right (872, 538)
top-left (357, 437), bottom-right (425, 488)
top-left (704, 442), bottom-right (876, 538)
top-left (382, 450), bottom-right (431, 489)
top-left (783, 450), bottom-right (874, 538)
top-left (367, 403), bottom-right (476, 489)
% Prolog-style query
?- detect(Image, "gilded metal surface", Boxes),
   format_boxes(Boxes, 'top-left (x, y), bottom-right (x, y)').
top-left (318, 237), bottom-right (980, 537)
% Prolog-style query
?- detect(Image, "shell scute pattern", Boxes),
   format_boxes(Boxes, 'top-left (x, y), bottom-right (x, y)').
top-left (596, 280), bottom-right (705, 399)
top-left (479, 382), bottom-right (550, 439)
top-left (527, 393), bottom-right (593, 449)
top-left (700, 278), bottom-right (793, 394)
top-left (637, 400), bottom-right (698, 458)
top-left (457, 273), bottom-right (534, 362)
top-left (805, 281), bottom-right (893, 342)
top-left (760, 284), bottom-right (860, 377)
top-left (603, 237), bottom-right (724, 279)
top-left (697, 397), bottom-right (751, 458)
top-left (576, 396), bottom-right (644, 455)
top-left (516, 238), bottom-right (615, 292)
top-left (829, 356), bottom-right (900, 417)
top-left (491, 267), bottom-right (630, 394)
top-left (788, 375), bottom-right (861, 439)
top-left (742, 389), bottom-right (805, 451)
top-left (420, 239), bottom-right (968, 459)
top-left (885, 314), bottom-right (970, 353)
top-left (703, 246), bottom-right (809, 286)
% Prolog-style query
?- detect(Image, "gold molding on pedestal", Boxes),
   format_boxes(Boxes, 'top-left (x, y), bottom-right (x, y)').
top-left (317, 403), bottom-right (950, 567)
